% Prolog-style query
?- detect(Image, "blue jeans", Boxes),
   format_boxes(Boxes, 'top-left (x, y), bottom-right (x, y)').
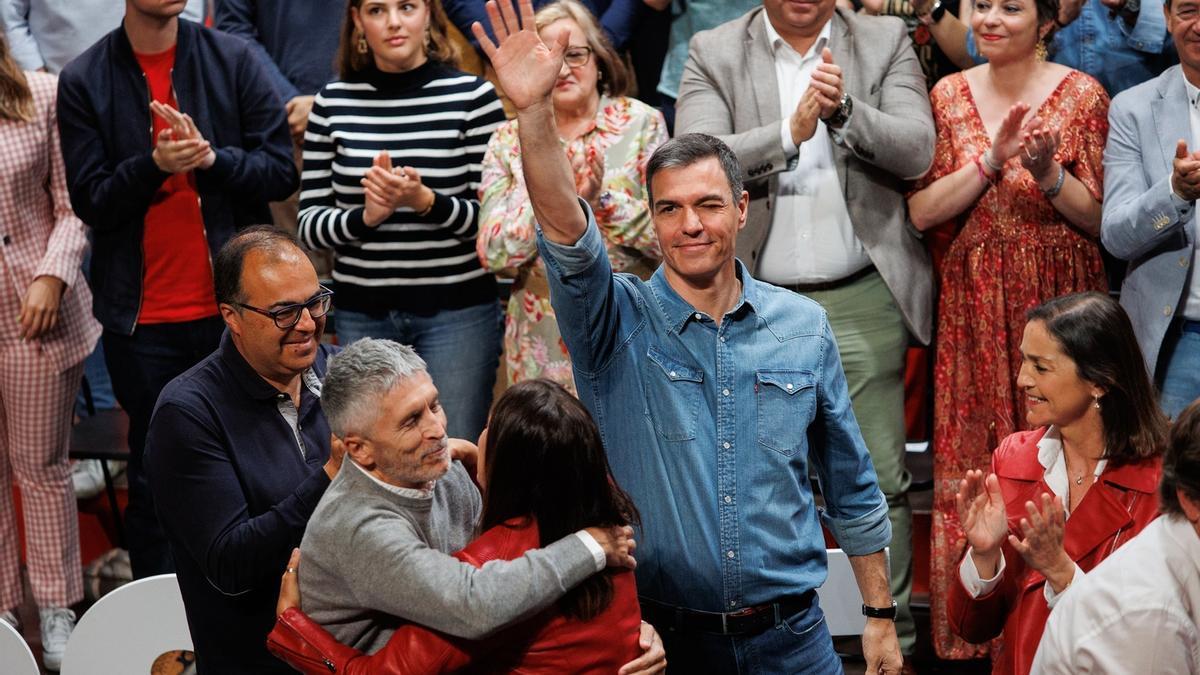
top-left (103, 316), bottom-right (226, 578)
top-left (1160, 320), bottom-right (1200, 419)
top-left (658, 600), bottom-right (842, 674)
top-left (336, 302), bottom-right (502, 439)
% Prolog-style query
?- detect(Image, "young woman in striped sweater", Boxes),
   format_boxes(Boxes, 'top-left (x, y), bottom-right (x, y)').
top-left (299, 0), bottom-right (506, 438)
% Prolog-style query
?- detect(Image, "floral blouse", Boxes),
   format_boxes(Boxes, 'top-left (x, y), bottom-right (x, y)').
top-left (477, 95), bottom-right (667, 392)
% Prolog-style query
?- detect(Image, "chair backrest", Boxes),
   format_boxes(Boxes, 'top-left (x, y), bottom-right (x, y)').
top-left (817, 547), bottom-right (890, 636)
top-left (61, 574), bottom-right (193, 675)
top-left (0, 619), bottom-right (39, 675)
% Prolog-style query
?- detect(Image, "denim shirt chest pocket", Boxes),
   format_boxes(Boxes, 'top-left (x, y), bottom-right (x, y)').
top-left (643, 346), bottom-right (704, 441)
top-left (756, 370), bottom-right (816, 456)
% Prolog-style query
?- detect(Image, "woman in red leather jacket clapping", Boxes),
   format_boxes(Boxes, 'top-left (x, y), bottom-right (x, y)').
top-left (268, 378), bottom-right (645, 674)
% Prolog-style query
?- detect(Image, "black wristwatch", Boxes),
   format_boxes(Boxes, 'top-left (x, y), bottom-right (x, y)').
top-left (1118, 0), bottom-right (1140, 23)
top-left (930, 0), bottom-right (948, 22)
top-left (824, 93), bottom-right (853, 129)
top-left (862, 601), bottom-right (898, 620)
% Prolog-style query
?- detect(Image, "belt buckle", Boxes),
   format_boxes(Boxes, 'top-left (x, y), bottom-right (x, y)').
top-left (722, 605), bottom-right (761, 635)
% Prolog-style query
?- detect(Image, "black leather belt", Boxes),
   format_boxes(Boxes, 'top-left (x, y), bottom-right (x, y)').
top-left (775, 264), bottom-right (876, 294)
top-left (639, 591), bottom-right (815, 636)
top-left (1183, 318), bottom-right (1200, 334)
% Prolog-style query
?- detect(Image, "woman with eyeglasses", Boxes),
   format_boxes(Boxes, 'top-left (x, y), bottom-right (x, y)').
top-left (476, 0), bottom-right (666, 393)
top-left (298, 0), bottom-right (507, 439)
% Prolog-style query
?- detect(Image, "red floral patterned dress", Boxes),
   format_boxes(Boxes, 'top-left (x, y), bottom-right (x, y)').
top-left (919, 70), bottom-right (1110, 660)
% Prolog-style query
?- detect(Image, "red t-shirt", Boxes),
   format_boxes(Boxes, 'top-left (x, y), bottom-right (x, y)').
top-left (135, 46), bottom-right (218, 325)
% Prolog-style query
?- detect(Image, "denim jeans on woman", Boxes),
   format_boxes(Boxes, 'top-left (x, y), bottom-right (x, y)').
top-left (335, 302), bottom-right (503, 439)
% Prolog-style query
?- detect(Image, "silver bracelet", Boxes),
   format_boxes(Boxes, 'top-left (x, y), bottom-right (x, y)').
top-left (1041, 164), bottom-right (1066, 199)
top-left (982, 150), bottom-right (1002, 174)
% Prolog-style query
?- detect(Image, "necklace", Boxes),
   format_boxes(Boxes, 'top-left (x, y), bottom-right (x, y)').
top-left (1073, 471), bottom-right (1085, 486)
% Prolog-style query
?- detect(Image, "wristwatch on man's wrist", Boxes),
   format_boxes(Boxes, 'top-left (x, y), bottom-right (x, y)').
top-left (1118, 0), bottom-right (1140, 23)
top-left (862, 601), bottom-right (898, 620)
top-left (824, 93), bottom-right (853, 129)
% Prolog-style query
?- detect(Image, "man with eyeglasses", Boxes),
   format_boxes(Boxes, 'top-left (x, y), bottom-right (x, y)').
top-left (144, 226), bottom-right (342, 674)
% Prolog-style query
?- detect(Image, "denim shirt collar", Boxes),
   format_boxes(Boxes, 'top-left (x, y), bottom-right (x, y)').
top-left (648, 259), bottom-right (759, 334)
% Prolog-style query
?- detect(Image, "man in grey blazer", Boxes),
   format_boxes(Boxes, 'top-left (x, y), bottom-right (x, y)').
top-left (676, 0), bottom-right (934, 657)
top-left (1103, 0), bottom-right (1200, 419)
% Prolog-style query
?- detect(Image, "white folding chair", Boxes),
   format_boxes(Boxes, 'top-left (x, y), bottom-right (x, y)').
top-left (0, 618), bottom-right (38, 675)
top-left (61, 573), bottom-right (193, 675)
top-left (817, 547), bottom-right (891, 636)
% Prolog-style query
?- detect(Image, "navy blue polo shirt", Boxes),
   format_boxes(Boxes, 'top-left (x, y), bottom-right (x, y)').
top-left (145, 331), bottom-right (338, 674)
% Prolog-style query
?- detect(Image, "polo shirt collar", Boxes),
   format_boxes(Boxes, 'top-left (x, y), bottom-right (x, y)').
top-left (217, 330), bottom-right (324, 401)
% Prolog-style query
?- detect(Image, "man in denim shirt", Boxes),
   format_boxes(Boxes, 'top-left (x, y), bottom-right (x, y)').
top-left (473, 2), bottom-right (900, 672)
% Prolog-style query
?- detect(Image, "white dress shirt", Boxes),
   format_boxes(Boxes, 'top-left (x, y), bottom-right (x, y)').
top-left (1177, 73), bottom-right (1200, 320)
top-left (756, 16), bottom-right (872, 285)
top-left (1032, 514), bottom-right (1200, 674)
top-left (958, 426), bottom-right (1106, 609)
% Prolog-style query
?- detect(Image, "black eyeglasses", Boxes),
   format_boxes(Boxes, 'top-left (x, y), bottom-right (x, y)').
top-left (236, 286), bottom-right (334, 329)
top-left (563, 46), bottom-right (593, 68)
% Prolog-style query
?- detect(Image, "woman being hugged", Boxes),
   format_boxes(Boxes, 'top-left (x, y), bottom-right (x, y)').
top-left (475, 0), bottom-right (665, 392)
top-left (904, 0), bottom-right (1111, 659)
top-left (947, 292), bottom-right (1165, 674)
top-left (299, 0), bottom-right (506, 438)
top-left (0, 34), bottom-right (102, 671)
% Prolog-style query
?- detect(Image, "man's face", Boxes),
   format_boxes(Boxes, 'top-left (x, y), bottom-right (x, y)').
top-left (1167, 0), bottom-right (1200, 74)
top-left (127, 0), bottom-right (189, 20)
top-left (363, 373), bottom-right (451, 489)
top-left (650, 157), bottom-right (748, 286)
top-left (762, 0), bottom-right (839, 39)
top-left (222, 248), bottom-right (325, 385)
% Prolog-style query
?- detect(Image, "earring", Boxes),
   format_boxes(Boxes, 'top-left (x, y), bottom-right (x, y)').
top-left (1035, 40), bottom-right (1047, 62)
top-left (357, 35), bottom-right (369, 54)
top-left (1093, 395), bottom-right (1101, 410)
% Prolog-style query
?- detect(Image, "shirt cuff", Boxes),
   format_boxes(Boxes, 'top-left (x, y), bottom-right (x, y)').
top-left (536, 198), bottom-right (605, 277)
top-left (574, 530), bottom-right (606, 572)
top-left (1168, 179), bottom-right (1194, 217)
top-left (780, 119), bottom-right (798, 157)
top-left (959, 548), bottom-right (1006, 598)
top-left (1043, 563), bottom-right (1083, 608)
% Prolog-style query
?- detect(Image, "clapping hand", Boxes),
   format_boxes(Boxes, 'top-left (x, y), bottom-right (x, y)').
top-left (809, 48), bottom-right (845, 123)
top-left (1171, 140), bottom-right (1200, 202)
top-left (1009, 493), bottom-right (1076, 593)
top-left (570, 145), bottom-right (604, 211)
top-left (1018, 116), bottom-right (1062, 185)
top-left (150, 101), bottom-right (216, 173)
top-left (988, 102), bottom-right (1032, 167)
top-left (472, 0), bottom-right (568, 113)
top-left (956, 469), bottom-right (1009, 577)
top-left (361, 151), bottom-right (434, 227)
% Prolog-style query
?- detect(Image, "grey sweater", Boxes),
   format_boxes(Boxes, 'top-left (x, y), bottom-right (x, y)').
top-left (299, 459), bottom-right (598, 653)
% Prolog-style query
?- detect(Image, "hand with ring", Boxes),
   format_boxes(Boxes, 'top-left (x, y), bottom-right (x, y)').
top-left (276, 548), bottom-right (302, 616)
top-left (1019, 116), bottom-right (1062, 185)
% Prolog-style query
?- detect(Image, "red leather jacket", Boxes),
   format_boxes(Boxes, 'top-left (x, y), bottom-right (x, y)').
top-left (946, 428), bottom-right (1162, 675)
top-left (267, 518), bottom-right (642, 674)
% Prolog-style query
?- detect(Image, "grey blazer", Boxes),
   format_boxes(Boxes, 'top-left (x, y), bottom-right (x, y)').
top-left (1102, 65), bottom-right (1198, 376)
top-left (675, 7), bottom-right (935, 344)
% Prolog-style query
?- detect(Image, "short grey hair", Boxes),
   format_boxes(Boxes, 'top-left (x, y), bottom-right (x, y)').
top-left (322, 338), bottom-right (427, 437)
top-left (645, 133), bottom-right (744, 206)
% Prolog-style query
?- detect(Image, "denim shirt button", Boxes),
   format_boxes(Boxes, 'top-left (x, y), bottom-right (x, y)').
top-left (722, 388), bottom-right (730, 396)
top-left (727, 550), bottom-right (736, 559)
top-left (723, 441), bottom-right (731, 449)
top-left (786, 383), bottom-right (794, 390)
top-left (719, 336), bottom-right (726, 342)
top-left (694, 313), bottom-right (703, 320)
top-left (670, 371), bottom-right (677, 377)
top-left (724, 495), bottom-right (732, 504)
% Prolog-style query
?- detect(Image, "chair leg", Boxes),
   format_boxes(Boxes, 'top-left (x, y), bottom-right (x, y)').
top-left (100, 460), bottom-right (125, 548)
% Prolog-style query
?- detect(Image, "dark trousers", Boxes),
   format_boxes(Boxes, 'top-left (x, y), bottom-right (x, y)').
top-left (103, 316), bottom-right (225, 578)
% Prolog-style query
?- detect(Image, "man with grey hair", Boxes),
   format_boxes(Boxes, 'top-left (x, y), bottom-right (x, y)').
top-left (299, 337), bottom-right (638, 654)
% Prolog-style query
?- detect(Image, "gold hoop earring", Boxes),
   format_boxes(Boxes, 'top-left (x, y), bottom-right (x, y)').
top-left (1035, 40), bottom-right (1047, 61)
top-left (357, 35), bottom-right (369, 54)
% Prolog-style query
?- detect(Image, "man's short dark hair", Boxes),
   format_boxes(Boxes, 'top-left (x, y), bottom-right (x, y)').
top-left (213, 226), bottom-right (304, 306)
top-left (1162, 400), bottom-right (1200, 517)
top-left (645, 133), bottom-right (744, 206)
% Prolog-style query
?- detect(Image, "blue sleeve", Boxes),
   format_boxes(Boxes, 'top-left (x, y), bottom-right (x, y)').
top-left (215, 0), bottom-right (302, 101)
top-left (442, 0), bottom-right (491, 48)
top-left (56, 71), bottom-right (171, 233)
top-left (808, 319), bottom-right (891, 556)
top-left (1123, 0), bottom-right (1168, 53)
top-left (196, 40), bottom-right (298, 203)
top-left (536, 200), bottom-right (631, 376)
top-left (597, 0), bottom-right (642, 50)
top-left (964, 27), bottom-right (988, 65)
top-left (145, 401), bottom-right (331, 594)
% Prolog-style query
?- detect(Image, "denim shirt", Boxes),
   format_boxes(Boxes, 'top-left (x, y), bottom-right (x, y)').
top-left (537, 204), bottom-right (890, 612)
top-left (966, 0), bottom-right (1175, 96)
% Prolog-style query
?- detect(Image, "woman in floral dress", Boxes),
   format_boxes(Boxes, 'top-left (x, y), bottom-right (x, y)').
top-left (906, 0), bottom-right (1109, 659)
top-left (476, 0), bottom-right (666, 392)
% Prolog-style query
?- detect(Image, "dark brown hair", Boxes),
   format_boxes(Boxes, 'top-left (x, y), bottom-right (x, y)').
top-left (479, 379), bottom-right (639, 621)
top-left (534, 0), bottom-right (630, 97)
top-left (1026, 292), bottom-right (1167, 466)
top-left (336, 0), bottom-right (460, 78)
top-left (1162, 400), bottom-right (1200, 517)
top-left (0, 35), bottom-right (33, 123)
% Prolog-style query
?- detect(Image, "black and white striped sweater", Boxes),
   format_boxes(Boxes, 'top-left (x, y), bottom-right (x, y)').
top-left (298, 61), bottom-right (505, 313)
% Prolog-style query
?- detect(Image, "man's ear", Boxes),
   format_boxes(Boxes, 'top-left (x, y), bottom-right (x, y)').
top-left (341, 433), bottom-right (371, 469)
top-left (219, 303), bottom-right (242, 338)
